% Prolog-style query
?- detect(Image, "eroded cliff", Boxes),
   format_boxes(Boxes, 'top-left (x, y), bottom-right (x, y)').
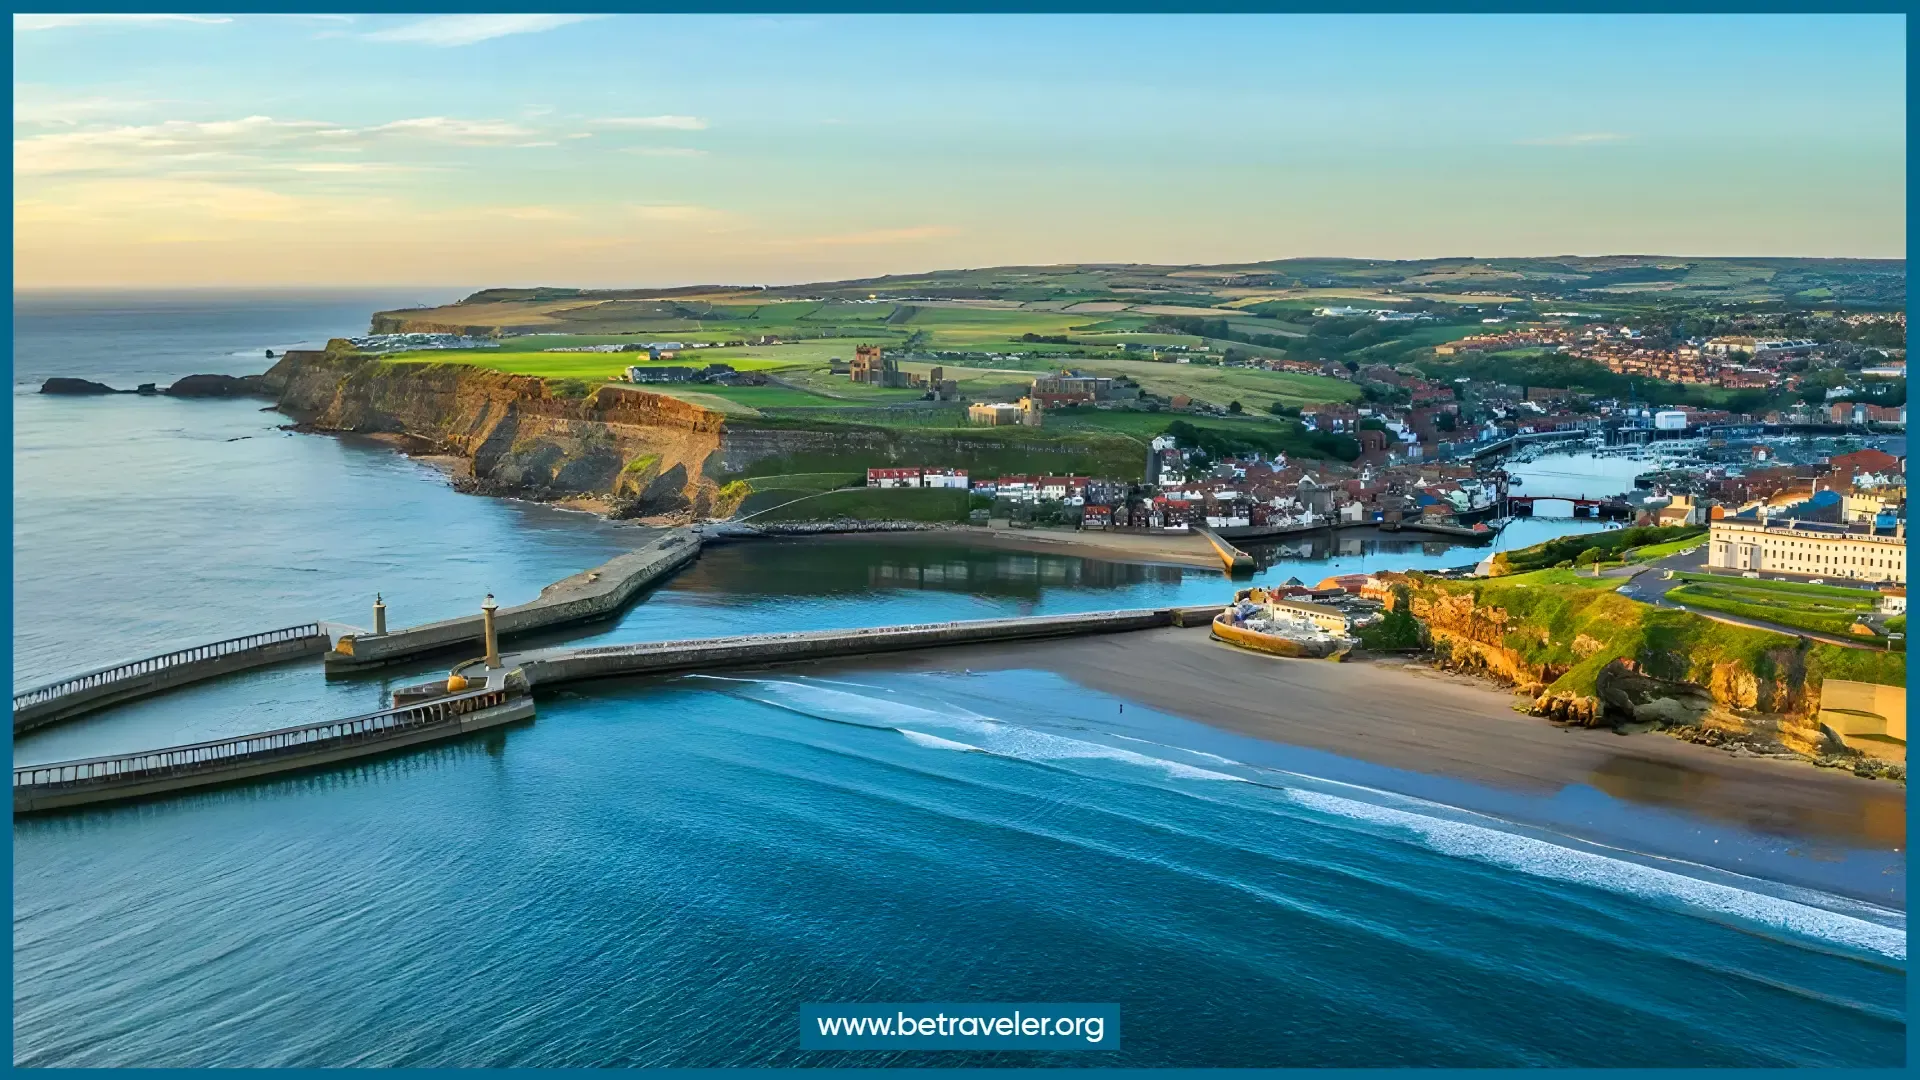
top-left (1374, 570), bottom-right (1905, 770)
top-left (264, 350), bottom-right (734, 517)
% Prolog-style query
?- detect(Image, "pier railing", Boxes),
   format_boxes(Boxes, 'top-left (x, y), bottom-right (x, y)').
top-left (13, 685), bottom-right (512, 794)
top-left (12, 624), bottom-right (326, 713)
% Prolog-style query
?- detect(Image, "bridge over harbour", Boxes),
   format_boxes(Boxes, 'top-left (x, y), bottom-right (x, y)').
top-left (1505, 494), bottom-right (1633, 520)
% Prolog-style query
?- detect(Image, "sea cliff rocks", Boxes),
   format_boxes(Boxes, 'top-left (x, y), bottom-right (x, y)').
top-left (1593, 657), bottom-right (1717, 726)
top-left (264, 350), bottom-right (731, 514)
top-left (164, 373), bottom-right (265, 397)
top-left (39, 377), bottom-right (120, 395)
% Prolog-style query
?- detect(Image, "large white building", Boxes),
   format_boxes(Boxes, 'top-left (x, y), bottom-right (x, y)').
top-left (1707, 514), bottom-right (1907, 584)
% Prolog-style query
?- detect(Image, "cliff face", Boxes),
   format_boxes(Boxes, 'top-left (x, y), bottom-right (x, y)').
top-left (1376, 571), bottom-right (1904, 766)
top-left (260, 350), bottom-right (1150, 517)
top-left (265, 351), bottom-right (732, 516)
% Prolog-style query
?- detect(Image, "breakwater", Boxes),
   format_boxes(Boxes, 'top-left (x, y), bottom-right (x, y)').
top-left (511, 605), bottom-right (1223, 687)
top-left (16, 606), bottom-right (1222, 813)
top-left (14, 676), bottom-right (529, 813)
top-left (1195, 526), bottom-right (1256, 576)
top-left (13, 624), bottom-right (332, 734)
top-left (325, 529), bottom-right (702, 672)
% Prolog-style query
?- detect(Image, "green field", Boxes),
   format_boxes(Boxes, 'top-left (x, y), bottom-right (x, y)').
top-left (1626, 534), bottom-right (1710, 562)
top-left (1667, 575), bottom-right (1884, 638)
top-left (1492, 525), bottom-right (1705, 575)
top-left (384, 347), bottom-right (803, 382)
top-left (745, 486), bottom-right (972, 524)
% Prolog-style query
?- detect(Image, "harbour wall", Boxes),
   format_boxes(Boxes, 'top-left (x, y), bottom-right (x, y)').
top-left (13, 625), bottom-right (332, 734)
top-left (511, 606), bottom-right (1224, 687)
top-left (15, 683), bottom-right (531, 814)
top-left (326, 529), bottom-right (703, 672)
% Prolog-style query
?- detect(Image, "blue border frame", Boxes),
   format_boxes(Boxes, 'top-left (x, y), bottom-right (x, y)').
top-left (5, 2), bottom-right (1911, 1074)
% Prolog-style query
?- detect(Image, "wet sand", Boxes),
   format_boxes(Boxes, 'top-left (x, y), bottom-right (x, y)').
top-left (841, 627), bottom-right (1906, 857)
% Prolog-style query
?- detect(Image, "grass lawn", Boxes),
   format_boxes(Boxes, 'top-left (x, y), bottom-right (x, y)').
top-left (384, 348), bottom-right (804, 382)
top-left (1044, 409), bottom-right (1290, 441)
top-left (745, 486), bottom-right (972, 524)
top-left (1083, 357), bottom-right (1360, 410)
top-left (743, 472), bottom-right (862, 494)
top-left (1672, 573), bottom-right (1887, 601)
top-left (648, 384), bottom-right (848, 410)
top-left (1667, 578), bottom-right (1882, 638)
top-left (1627, 534), bottom-right (1710, 562)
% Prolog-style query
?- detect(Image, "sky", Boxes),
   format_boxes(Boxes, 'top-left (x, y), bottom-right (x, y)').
top-left (12, 13), bottom-right (1908, 289)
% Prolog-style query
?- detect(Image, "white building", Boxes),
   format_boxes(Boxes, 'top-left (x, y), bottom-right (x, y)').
top-left (1707, 515), bottom-right (1906, 584)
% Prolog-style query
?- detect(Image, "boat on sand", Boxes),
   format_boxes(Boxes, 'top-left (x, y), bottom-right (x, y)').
top-left (1211, 587), bottom-right (1357, 661)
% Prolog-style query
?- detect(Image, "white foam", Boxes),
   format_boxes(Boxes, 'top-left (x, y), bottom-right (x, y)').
top-left (1287, 789), bottom-right (1907, 961)
top-left (740, 679), bottom-right (1246, 783)
top-left (897, 729), bottom-right (981, 753)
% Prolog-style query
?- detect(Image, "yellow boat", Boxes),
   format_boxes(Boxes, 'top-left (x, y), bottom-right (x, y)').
top-left (1211, 587), bottom-right (1356, 661)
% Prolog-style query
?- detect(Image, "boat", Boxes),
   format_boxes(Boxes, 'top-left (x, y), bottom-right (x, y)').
top-left (1211, 588), bottom-right (1357, 661)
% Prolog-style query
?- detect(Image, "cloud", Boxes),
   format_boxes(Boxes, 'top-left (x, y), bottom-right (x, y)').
top-left (624, 146), bottom-right (708, 158)
top-left (596, 115), bottom-right (709, 131)
top-left (358, 117), bottom-right (535, 143)
top-left (808, 225), bottom-right (961, 246)
top-left (15, 114), bottom-right (539, 175)
top-left (13, 89), bottom-right (168, 127)
top-left (14, 14), bottom-right (231, 31)
top-left (626, 204), bottom-right (728, 224)
top-left (1516, 132), bottom-right (1630, 147)
top-left (365, 14), bottom-right (602, 47)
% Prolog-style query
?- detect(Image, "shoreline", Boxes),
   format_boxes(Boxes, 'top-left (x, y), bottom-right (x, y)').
top-left (815, 628), bottom-right (1906, 907)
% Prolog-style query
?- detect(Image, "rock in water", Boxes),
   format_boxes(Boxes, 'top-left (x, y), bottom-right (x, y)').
top-left (164, 373), bottom-right (262, 398)
top-left (39, 377), bottom-right (120, 395)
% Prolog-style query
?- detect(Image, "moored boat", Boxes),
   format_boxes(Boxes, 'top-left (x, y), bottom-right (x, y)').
top-left (1211, 587), bottom-right (1357, 661)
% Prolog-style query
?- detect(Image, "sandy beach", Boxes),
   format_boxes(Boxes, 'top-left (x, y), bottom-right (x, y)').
top-left (836, 627), bottom-right (1906, 860)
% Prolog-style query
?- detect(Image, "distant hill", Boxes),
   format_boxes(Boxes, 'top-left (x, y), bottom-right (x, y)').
top-left (375, 256), bottom-right (1904, 336)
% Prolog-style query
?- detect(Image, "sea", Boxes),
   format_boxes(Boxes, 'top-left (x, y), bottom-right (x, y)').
top-left (10, 291), bottom-right (1907, 1066)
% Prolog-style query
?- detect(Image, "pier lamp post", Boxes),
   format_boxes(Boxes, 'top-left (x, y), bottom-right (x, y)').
top-left (373, 593), bottom-right (387, 636)
top-left (482, 593), bottom-right (501, 669)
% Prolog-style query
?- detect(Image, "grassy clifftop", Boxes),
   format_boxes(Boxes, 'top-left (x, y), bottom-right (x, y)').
top-left (1383, 569), bottom-right (1904, 733)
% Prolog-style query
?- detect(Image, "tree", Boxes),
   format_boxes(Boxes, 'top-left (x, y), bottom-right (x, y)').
top-left (1227, 400), bottom-right (1244, 414)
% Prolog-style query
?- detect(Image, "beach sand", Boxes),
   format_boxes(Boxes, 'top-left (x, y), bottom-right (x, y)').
top-left (837, 627), bottom-right (1906, 857)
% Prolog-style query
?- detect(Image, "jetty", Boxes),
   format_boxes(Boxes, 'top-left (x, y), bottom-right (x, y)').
top-left (1195, 526), bottom-right (1256, 576)
top-left (15, 605), bottom-right (1222, 813)
top-left (13, 672), bottom-right (530, 814)
top-left (324, 528), bottom-right (702, 672)
top-left (13, 624), bottom-right (333, 734)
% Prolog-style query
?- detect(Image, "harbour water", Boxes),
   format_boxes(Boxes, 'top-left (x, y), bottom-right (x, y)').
top-left (11, 294), bottom-right (1906, 1066)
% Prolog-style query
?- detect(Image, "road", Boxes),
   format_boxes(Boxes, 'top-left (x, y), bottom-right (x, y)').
top-left (1607, 546), bottom-right (1885, 651)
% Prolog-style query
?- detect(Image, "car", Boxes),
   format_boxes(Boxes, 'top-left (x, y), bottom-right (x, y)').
top-left (1809, 578), bottom-right (1825, 585)
top-left (1742, 570), bottom-right (1760, 579)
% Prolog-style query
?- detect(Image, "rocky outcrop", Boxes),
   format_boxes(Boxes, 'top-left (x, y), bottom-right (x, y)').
top-left (1594, 657), bottom-right (1717, 726)
top-left (165, 373), bottom-right (266, 397)
top-left (264, 350), bottom-right (734, 515)
top-left (40, 377), bottom-right (121, 395)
